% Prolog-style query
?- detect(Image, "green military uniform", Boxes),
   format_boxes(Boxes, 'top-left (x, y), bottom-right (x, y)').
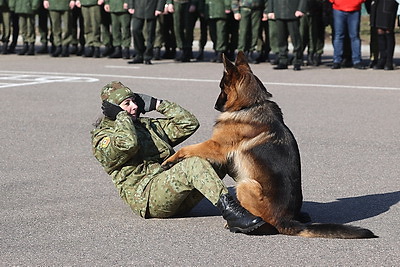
top-left (232, 0), bottom-right (267, 61)
top-left (105, 0), bottom-right (131, 58)
top-left (46, 0), bottom-right (73, 57)
top-left (0, 0), bottom-right (11, 54)
top-left (91, 82), bottom-right (229, 218)
top-left (267, 0), bottom-right (307, 68)
top-left (166, 0), bottom-right (193, 62)
top-left (100, 2), bottom-right (113, 55)
top-left (78, 0), bottom-right (102, 57)
top-left (200, 0), bottom-right (230, 62)
top-left (70, 5), bottom-right (85, 55)
top-left (9, 0), bottom-right (41, 55)
top-left (187, 0), bottom-right (208, 61)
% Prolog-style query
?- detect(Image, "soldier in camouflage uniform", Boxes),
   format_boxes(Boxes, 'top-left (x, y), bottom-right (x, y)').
top-left (91, 81), bottom-right (265, 234)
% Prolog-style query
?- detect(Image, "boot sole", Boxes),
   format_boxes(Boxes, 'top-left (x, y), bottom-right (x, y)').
top-left (228, 220), bottom-right (266, 234)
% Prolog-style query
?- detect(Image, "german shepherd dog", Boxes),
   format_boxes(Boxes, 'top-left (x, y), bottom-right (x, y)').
top-left (163, 51), bottom-right (376, 239)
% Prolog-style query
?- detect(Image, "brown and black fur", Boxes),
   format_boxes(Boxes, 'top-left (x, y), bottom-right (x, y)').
top-left (162, 51), bottom-right (377, 239)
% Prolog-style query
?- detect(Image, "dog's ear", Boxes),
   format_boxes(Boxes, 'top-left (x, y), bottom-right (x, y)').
top-left (254, 75), bottom-right (273, 98)
top-left (222, 53), bottom-right (236, 74)
top-left (235, 51), bottom-right (251, 70)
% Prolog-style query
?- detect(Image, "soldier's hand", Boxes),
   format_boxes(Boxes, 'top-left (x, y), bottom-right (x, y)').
top-left (135, 93), bottom-right (161, 114)
top-left (102, 100), bottom-right (124, 120)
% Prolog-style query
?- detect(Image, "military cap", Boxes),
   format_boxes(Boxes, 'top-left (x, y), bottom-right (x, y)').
top-left (101, 81), bottom-right (135, 105)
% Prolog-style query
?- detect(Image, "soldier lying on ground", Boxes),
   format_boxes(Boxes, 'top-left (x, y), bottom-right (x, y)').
top-left (91, 81), bottom-right (266, 234)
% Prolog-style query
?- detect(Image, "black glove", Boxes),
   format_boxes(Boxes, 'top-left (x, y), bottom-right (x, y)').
top-left (135, 93), bottom-right (160, 114)
top-left (102, 100), bottom-right (124, 120)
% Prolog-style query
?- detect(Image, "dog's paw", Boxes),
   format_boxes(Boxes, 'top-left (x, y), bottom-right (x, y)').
top-left (161, 160), bottom-right (175, 170)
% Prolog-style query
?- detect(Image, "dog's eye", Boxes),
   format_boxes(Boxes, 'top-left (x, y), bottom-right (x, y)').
top-left (220, 74), bottom-right (228, 88)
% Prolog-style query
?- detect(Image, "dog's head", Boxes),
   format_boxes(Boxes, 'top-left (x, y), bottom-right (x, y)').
top-left (215, 51), bottom-right (272, 112)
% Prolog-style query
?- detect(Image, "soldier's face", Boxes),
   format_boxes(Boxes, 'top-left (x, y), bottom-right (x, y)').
top-left (119, 97), bottom-right (139, 120)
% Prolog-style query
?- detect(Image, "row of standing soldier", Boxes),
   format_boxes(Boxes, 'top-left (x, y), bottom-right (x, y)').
top-left (0, 0), bottom-right (398, 69)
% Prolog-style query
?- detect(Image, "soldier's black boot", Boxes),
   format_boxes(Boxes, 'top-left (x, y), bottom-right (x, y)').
top-left (122, 47), bottom-right (130, 59)
top-left (196, 48), bottom-right (204, 61)
top-left (109, 46), bottom-right (122, 58)
top-left (84, 46), bottom-right (94, 57)
top-left (93, 46), bottom-right (100, 58)
top-left (1, 42), bottom-right (8, 54)
top-left (18, 42), bottom-right (29, 55)
top-left (37, 43), bottom-right (48, 54)
top-left (102, 45), bottom-right (113, 57)
top-left (61, 45), bottom-right (70, 57)
top-left (8, 41), bottom-right (16, 53)
top-left (153, 47), bottom-right (161, 60)
top-left (217, 194), bottom-right (265, 234)
top-left (76, 45), bottom-right (83, 56)
top-left (27, 43), bottom-right (35, 55)
top-left (52, 46), bottom-right (62, 57)
top-left (180, 48), bottom-right (191, 62)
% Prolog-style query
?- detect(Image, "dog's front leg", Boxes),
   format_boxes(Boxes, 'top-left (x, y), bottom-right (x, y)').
top-left (162, 140), bottom-right (227, 168)
top-left (161, 147), bottom-right (189, 168)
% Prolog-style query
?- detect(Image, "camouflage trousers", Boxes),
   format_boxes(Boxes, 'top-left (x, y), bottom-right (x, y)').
top-left (147, 156), bottom-right (229, 218)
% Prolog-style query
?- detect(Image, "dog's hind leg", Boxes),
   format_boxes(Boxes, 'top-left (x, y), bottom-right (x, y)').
top-left (236, 179), bottom-right (278, 227)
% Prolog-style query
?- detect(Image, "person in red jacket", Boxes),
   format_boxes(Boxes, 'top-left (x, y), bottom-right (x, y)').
top-left (330, 0), bottom-right (366, 69)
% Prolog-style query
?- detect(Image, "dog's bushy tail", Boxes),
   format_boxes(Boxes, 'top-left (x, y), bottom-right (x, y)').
top-left (277, 220), bottom-right (377, 239)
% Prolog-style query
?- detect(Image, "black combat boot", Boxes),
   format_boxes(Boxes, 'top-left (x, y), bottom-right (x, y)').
top-left (153, 47), bottom-right (161, 60)
top-left (1, 42), bottom-right (8, 54)
top-left (84, 46), bottom-right (94, 57)
top-left (217, 194), bottom-right (265, 234)
top-left (70, 44), bottom-right (78, 55)
top-left (27, 43), bottom-right (35, 55)
top-left (52, 46), bottom-right (62, 57)
top-left (122, 47), bottom-right (130, 59)
top-left (109, 46), bottom-right (122, 58)
top-left (76, 45), bottom-right (84, 56)
top-left (61, 45), bottom-right (69, 57)
top-left (93, 46), bottom-right (100, 58)
top-left (37, 43), bottom-right (48, 54)
top-left (8, 41), bottom-right (16, 53)
top-left (181, 48), bottom-right (191, 62)
top-left (102, 45), bottom-right (113, 57)
top-left (196, 48), bottom-right (204, 61)
top-left (18, 42), bottom-right (29, 55)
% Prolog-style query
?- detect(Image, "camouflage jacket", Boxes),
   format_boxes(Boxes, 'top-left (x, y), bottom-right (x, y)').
top-left (91, 100), bottom-right (199, 217)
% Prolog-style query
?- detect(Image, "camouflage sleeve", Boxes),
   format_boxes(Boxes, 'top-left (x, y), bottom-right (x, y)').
top-left (92, 112), bottom-right (140, 174)
top-left (156, 100), bottom-right (200, 147)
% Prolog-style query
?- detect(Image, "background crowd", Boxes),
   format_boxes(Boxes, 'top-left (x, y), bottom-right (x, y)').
top-left (0, 0), bottom-right (399, 70)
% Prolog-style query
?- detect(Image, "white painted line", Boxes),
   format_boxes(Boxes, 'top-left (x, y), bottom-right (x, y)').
top-left (0, 72), bottom-right (99, 88)
top-left (0, 70), bottom-right (400, 91)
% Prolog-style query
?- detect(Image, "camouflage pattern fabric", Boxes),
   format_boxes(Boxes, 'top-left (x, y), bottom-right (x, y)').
top-left (146, 156), bottom-right (228, 218)
top-left (92, 100), bottom-right (228, 218)
top-left (100, 81), bottom-right (135, 104)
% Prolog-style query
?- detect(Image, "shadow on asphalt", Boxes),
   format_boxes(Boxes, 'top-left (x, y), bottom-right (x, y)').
top-left (176, 189), bottom-right (399, 228)
top-left (303, 190), bottom-right (400, 224)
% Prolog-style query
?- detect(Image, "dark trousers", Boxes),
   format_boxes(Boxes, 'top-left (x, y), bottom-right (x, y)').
top-left (132, 17), bottom-right (156, 61)
top-left (276, 18), bottom-right (303, 65)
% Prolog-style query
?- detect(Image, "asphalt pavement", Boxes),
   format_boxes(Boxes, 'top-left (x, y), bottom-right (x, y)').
top-left (0, 47), bottom-right (399, 266)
